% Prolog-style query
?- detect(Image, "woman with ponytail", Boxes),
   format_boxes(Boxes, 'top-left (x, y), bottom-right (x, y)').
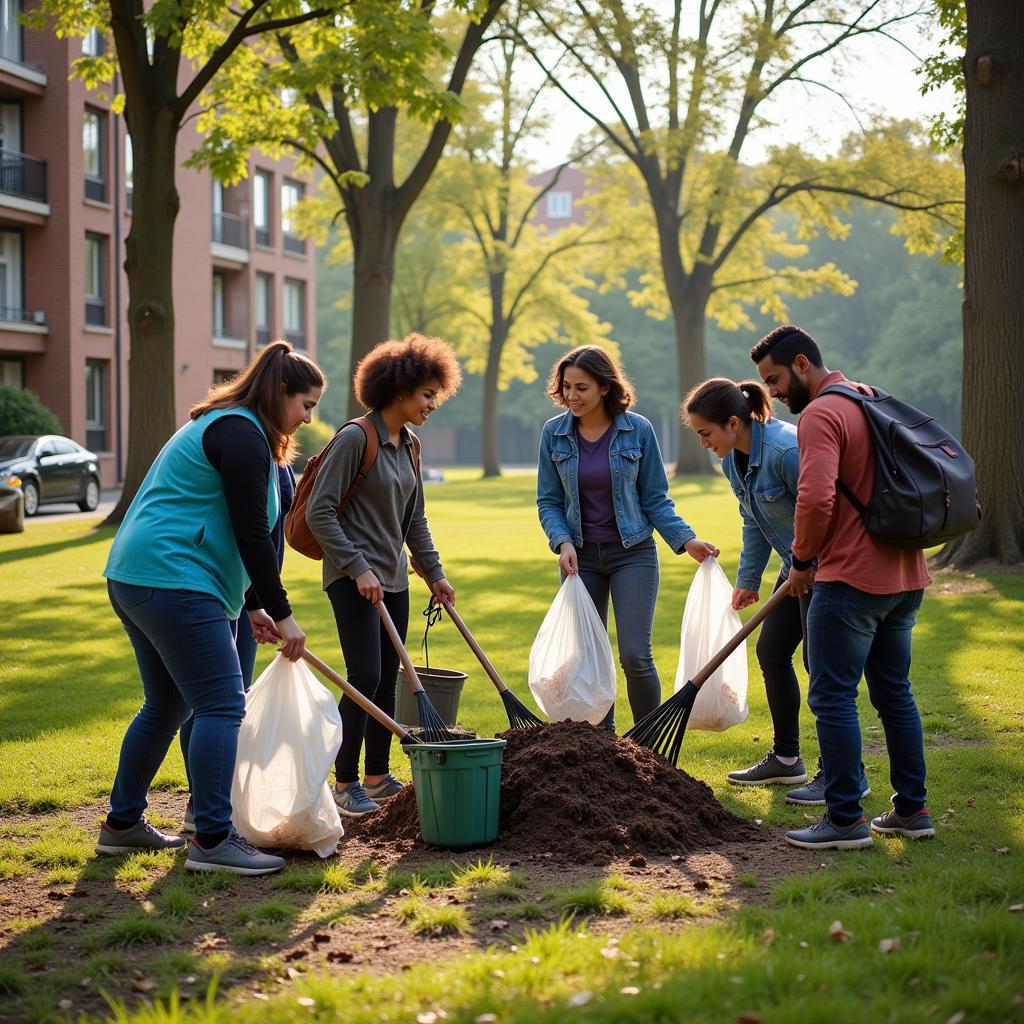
top-left (99, 341), bottom-right (325, 875)
top-left (683, 377), bottom-right (867, 803)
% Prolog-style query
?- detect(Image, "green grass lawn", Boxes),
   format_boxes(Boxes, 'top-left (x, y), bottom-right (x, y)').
top-left (1, 469), bottom-right (1023, 1023)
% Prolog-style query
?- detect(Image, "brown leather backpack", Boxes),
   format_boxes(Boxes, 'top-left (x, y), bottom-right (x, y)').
top-left (285, 416), bottom-right (421, 561)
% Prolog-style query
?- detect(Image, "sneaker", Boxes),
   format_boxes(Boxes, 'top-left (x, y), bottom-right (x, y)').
top-left (362, 773), bottom-right (405, 801)
top-left (870, 808), bottom-right (936, 840)
top-left (95, 817), bottom-right (187, 855)
top-left (182, 802), bottom-right (195, 833)
top-left (785, 812), bottom-right (873, 850)
top-left (786, 765), bottom-right (871, 806)
top-left (333, 782), bottom-right (380, 818)
top-left (728, 751), bottom-right (807, 786)
top-left (185, 830), bottom-right (285, 875)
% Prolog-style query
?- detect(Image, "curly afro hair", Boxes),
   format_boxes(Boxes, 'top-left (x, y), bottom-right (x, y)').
top-left (353, 332), bottom-right (463, 411)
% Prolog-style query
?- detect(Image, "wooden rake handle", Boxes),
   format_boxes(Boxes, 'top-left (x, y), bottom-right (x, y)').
top-left (691, 579), bottom-right (794, 689)
top-left (302, 649), bottom-right (419, 744)
top-left (437, 596), bottom-right (509, 695)
top-left (375, 601), bottom-right (426, 696)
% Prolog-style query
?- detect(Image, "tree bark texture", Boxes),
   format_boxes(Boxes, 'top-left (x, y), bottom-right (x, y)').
top-left (937, 2), bottom-right (1024, 567)
top-left (105, 110), bottom-right (181, 525)
top-left (481, 274), bottom-right (508, 478)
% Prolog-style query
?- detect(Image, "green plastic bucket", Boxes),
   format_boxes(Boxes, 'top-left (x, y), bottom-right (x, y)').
top-left (403, 739), bottom-right (507, 849)
top-left (396, 666), bottom-right (467, 727)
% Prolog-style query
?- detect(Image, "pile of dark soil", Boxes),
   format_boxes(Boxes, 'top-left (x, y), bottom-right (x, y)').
top-left (360, 721), bottom-right (762, 862)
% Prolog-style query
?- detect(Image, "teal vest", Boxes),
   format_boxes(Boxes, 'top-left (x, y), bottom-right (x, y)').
top-left (104, 408), bottom-right (280, 618)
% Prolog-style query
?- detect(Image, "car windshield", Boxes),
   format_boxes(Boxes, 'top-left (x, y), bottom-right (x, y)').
top-left (0, 438), bottom-right (36, 458)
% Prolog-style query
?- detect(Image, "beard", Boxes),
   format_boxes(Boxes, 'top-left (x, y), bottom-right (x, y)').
top-left (786, 376), bottom-right (813, 414)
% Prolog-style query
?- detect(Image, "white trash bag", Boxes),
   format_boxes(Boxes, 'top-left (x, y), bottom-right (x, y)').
top-left (232, 654), bottom-right (344, 858)
top-left (529, 574), bottom-right (616, 725)
top-left (674, 556), bottom-right (749, 731)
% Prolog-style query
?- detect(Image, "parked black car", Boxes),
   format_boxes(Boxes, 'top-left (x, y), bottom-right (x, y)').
top-left (0, 435), bottom-right (101, 515)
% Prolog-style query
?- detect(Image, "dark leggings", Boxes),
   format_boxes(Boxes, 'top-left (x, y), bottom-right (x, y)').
top-left (327, 578), bottom-right (409, 784)
top-left (755, 570), bottom-right (811, 758)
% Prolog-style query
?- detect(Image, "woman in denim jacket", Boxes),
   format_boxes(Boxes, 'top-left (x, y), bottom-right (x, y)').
top-left (684, 377), bottom-right (865, 805)
top-left (537, 346), bottom-right (719, 732)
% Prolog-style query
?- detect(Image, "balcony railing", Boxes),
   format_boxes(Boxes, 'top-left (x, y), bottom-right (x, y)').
top-left (283, 233), bottom-right (305, 255)
top-left (85, 298), bottom-right (106, 326)
top-left (254, 224), bottom-right (271, 247)
top-left (0, 149), bottom-right (47, 204)
top-left (212, 210), bottom-right (249, 250)
top-left (0, 306), bottom-right (46, 326)
top-left (85, 175), bottom-right (106, 203)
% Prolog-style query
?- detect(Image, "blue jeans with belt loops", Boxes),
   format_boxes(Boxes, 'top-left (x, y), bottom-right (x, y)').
top-left (107, 580), bottom-right (246, 837)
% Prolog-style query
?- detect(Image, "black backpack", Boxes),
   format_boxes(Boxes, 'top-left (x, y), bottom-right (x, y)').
top-left (818, 384), bottom-right (981, 550)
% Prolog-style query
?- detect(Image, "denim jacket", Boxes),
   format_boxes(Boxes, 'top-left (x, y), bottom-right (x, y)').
top-left (537, 410), bottom-right (696, 553)
top-left (720, 416), bottom-right (799, 591)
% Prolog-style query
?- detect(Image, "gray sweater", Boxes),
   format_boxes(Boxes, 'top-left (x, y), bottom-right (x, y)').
top-left (305, 411), bottom-right (444, 593)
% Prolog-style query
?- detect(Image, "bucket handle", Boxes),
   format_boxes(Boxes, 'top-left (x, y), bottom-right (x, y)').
top-left (421, 599), bottom-right (442, 672)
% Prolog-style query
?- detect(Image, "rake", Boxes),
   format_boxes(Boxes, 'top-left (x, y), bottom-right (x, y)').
top-left (376, 601), bottom-right (456, 743)
top-left (435, 596), bottom-right (544, 730)
top-left (301, 649), bottom-right (421, 745)
top-left (625, 579), bottom-right (794, 766)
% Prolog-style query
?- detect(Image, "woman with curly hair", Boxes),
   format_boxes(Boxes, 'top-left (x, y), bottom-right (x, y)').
top-left (307, 333), bottom-right (462, 817)
top-left (537, 345), bottom-right (719, 732)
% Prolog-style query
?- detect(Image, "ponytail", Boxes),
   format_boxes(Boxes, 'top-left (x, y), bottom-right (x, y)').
top-left (190, 340), bottom-right (326, 463)
top-left (682, 377), bottom-right (772, 427)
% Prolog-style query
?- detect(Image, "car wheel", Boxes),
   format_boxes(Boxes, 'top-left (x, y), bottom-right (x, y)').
top-left (79, 477), bottom-right (101, 512)
top-left (22, 480), bottom-right (39, 516)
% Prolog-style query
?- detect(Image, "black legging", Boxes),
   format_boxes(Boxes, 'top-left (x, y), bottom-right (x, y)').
top-left (327, 579), bottom-right (409, 784)
top-left (755, 570), bottom-right (811, 758)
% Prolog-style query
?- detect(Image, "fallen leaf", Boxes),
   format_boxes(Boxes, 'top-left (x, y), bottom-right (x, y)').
top-left (58, 1000), bottom-right (73, 1010)
top-left (182, 975), bottom-right (197, 985)
top-left (799, 941), bottom-right (809, 949)
top-left (995, 847), bottom-right (1009, 854)
top-left (946, 1013), bottom-right (965, 1024)
top-left (908, 977), bottom-right (922, 989)
top-left (735, 1015), bottom-right (763, 1024)
top-left (284, 949), bottom-right (307, 962)
top-left (1011, 994), bottom-right (1024, 1007)
top-left (879, 937), bottom-right (901, 954)
top-left (829, 920), bottom-right (853, 943)
top-left (326, 950), bottom-right (354, 963)
top-left (79, 978), bottom-right (93, 989)
top-left (566, 991), bottom-right (592, 1008)
top-left (751, 736), bottom-right (760, 743)
top-left (286, 967), bottom-right (303, 980)
top-left (966, 796), bottom-right (976, 806)
top-left (488, 919), bottom-right (509, 932)
top-left (312, 932), bottom-right (331, 944)
top-left (297, 997), bottom-right (315, 1008)
top-left (761, 929), bottom-right (776, 945)
top-left (620, 986), bottom-right (640, 996)
top-left (600, 946), bottom-right (620, 959)
top-left (804, 813), bottom-right (818, 821)
top-left (252, 993), bottom-right (269, 1002)
top-left (474, 1016), bottom-right (498, 1024)
top-left (130, 978), bottom-right (158, 994)
top-left (1009, 904), bottom-right (1024, 913)
top-left (416, 1013), bottom-right (438, 1024)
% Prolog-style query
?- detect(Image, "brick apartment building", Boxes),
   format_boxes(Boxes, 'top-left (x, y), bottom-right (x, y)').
top-left (0, 3), bottom-right (316, 488)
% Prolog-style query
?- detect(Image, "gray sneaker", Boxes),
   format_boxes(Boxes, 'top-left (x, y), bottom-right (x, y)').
top-left (334, 782), bottom-right (379, 818)
top-left (728, 751), bottom-right (807, 786)
top-left (95, 817), bottom-right (187, 855)
top-left (182, 803), bottom-right (195, 833)
top-left (785, 812), bottom-right (873, 850)
top-left (362, 773), bottom-right (405, 801)
top-left (185, 830), bottom-right (285, 875)
top-left (870, 808), bottom-right (935, 839)
top-left (786, 765), bottom-right (871, 805)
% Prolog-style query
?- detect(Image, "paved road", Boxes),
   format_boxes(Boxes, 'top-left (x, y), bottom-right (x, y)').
top-left (24, 490), bottom-right (120, 525)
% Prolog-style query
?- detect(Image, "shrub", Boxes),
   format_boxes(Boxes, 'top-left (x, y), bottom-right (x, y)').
top-left (0, 386), bottom-right (61, 436)
top-left (293, 416), bottom-right (336, 472)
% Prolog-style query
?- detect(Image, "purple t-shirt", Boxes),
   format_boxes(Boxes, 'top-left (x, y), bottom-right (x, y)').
top-left (576, 426), bottom-right (620, 543)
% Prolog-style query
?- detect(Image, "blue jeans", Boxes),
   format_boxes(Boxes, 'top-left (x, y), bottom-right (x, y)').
top-left (806, 581), bottom-right (927, 824)
top-left (571, 537), bottom-right (661, 732)
top-left (178, 616), bottom-right (257, 799)
top-left (107, 581), bottom-right (245, 836)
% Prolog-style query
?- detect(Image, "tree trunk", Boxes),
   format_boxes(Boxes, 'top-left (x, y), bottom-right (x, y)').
top-left (348, 208), bottom-right (400, 419)
top-left (104, 111), bottom-right (180, 524)
top-left (936, 2), bottom-right (1024, 567)
top-left (481, 304), bottom-right (507, 478)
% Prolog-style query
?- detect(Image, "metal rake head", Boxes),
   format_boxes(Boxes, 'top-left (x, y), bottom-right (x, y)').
top-left (623, 682), bottom-right (699, 767)
top-left (415, 691), bottom-right (457, 743)
top-left (500, 689), bottom-right (544, 730)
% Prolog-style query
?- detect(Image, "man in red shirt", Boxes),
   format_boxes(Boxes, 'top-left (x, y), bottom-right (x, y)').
top-left (751, 325), bottom-right (935, 850)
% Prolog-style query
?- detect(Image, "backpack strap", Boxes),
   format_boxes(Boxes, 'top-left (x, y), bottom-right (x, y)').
top-left (814, 384), bottom-right (882, 516)
top-left (335, 417), bottom-right (379, 520)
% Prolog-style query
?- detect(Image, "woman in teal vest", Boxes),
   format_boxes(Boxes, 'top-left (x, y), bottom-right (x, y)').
top-left (98, 341), bottom-right (324, 876)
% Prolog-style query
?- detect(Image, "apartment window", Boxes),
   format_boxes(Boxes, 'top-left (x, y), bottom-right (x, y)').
top-left (283, 278), bottom-right (305, 349)
top-left (82, 27), bottom-right (104, 57)
top-left (0, 0), bottom-right (22, 64)
top-left (0, 357), bottom-right (23, 387)
top-left (84, 234), bottom-right (106, 325)
top-left (280, 179), bottom-right (304, 254)
top-left (546, 190), bottom-right (572, 219)
top-left (85, 359), bottom-right (108, 451)
top-left (254, 272), bottom-right (272, 346)
top-left (83, 107), bottom-right (106, 202)
top-left (0, 229), bottom-right (22, 323)
top-left (212, 272), bottom-right (226, 336)
top-left (253, 170), bottom-right (271, 246)
top-left (124, 134), bottom-right (133, 210)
